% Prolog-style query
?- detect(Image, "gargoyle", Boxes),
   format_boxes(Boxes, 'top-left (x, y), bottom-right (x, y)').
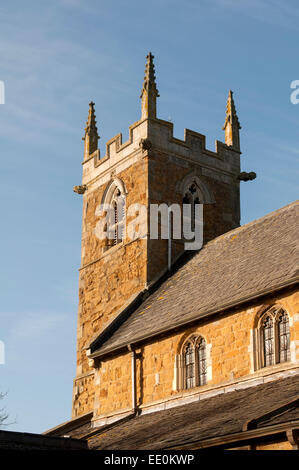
top-left (237, 171), bottom-right (257, 182)
top-left (73, 185), bottom-right (87, 194)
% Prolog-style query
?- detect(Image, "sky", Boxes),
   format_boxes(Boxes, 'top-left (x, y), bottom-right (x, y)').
top-left (0, 0), bottom-right (298, 433)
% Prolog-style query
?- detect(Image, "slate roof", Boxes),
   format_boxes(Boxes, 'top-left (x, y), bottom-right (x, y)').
top-left (43, 411), bottom-right (93, 439)
top-left (87, 374), bottom-right (299, 449)
top-left (91, 200), bottom-right (299, 357)
top-left (0, 430), bottom-right (87, 450)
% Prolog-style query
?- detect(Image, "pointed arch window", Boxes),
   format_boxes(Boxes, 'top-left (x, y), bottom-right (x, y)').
top-left (198, 337), bottom-right (207, 386)
top-left (108, 188), bottom-right (125, 246)
top-left (182, 336), bottom-right (207, 389)
top-left (101, 179), bottom-right (126, 250)
top-left (256, 306), bottom-right (291, 369)
top-left (185, 342), bottom-right (195, 389)
top-left (278, 310), bottom-right (290, 363)
top-left (183, 182), bottom-right (202, 233)
top-left (262, 315), bottom-right (275, 367)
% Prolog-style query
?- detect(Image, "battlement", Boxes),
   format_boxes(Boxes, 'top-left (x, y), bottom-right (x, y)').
top-left (80, 54), bottom-right (242, 191)
top-left (82, 118), bottom-right (147, 186)
top-left (148, 117), bottom-right (240, 172)
top-left (82, 116), bottom-right (240, 189)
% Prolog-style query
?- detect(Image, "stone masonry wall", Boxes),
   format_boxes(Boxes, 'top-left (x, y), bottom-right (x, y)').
top-left (72, 156), bottom-right (148, 417)
top-left (93, 288), bottom-right (299, 420)
top-left (254, 440), bottom-right (293, 450)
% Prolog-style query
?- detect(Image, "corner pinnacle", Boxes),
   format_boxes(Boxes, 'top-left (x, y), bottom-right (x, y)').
top-left (140, 52), bottom-right (159, 119)
top-left (83, 101), bottom-right (99, 159)
top-left (222, 90), bottom-right (241, 151)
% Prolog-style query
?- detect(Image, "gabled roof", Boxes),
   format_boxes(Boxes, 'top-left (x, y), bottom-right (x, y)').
top-left (87, 374), bottom-right (299, 449)
top-left (91, 200), bottom-right (299, 357)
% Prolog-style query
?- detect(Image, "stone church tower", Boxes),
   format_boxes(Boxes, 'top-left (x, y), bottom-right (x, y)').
top-left (72, 53), bottom-right (243, 417)
top-left (43, 53), bottom-right (298, 451)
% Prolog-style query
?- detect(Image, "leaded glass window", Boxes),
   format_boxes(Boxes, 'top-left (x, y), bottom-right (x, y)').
top-left (278, 311), bottom-right (290, 363)
top-left (263, 316), bottom-right (275, 367)
top-left (185, 343), bottom-right (195, 389)
top-left (183, 336), bottom-right (208, 389)
top-left (197, 338), bottom-right (207, 386)
top-left (257, 307), bottom-right (291, 370)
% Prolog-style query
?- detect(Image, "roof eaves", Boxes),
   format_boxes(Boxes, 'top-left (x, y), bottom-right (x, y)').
top-left (89, 276), bottom-right (299, 360)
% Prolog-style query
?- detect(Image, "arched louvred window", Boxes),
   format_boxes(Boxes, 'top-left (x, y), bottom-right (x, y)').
top-left (182, 182), bottom-right (202, 233)
top-left (99, 178), bottom-right (126, 251)
top-left (182, 193), bottom-right (191, 204)
top-left (112, 199), bottom-right (118, 246)
top-left (256, 306), bottom-right (291, 370)
top-left (107, 187), bottom-right (125, 247)
top-left (182, 336), bottom-right (207, 389)
top-left (262, 315), bottom-right (275, 367)
top-left (277, 310), bottom-right (290, 363)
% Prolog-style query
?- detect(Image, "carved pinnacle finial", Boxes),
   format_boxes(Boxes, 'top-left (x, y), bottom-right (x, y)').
top-left (222, 90), bottom-right (241, 151)
top-left (82, 101), bottom-right (99, 159)
top-left (140, 52), bottom-right (159, 119)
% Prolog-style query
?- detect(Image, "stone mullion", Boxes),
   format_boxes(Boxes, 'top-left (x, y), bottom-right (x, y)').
top-left (259, 325), bottom-right (264, 369)
top-left (179, 353), bottom-right (185, 391)
top-left (274, 318), bottom-right (280, 365)
top-left (194, 345), bottom-right (199, 387)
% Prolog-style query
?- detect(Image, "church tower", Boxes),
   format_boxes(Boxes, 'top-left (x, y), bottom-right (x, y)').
top-left (72, 53), bottom-right (242, 417)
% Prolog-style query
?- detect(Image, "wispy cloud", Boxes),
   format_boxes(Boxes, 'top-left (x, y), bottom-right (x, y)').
top-left (262, 174), bottom-right (299, 192)
top-left (0, 5), bottom-right (128, 145)
top-left (1, 310), bottom-right (70, 366)
top-left (210, 0), bottom-right (299, 31)
top-left (13, 313), bottom-right (66, 341)
top-left (277, 144), bottom-right (299, 159)
top-left (58, 0), bottom-right (95, 11)
top-left (2, 311), bottom-right (68, 342)
top-left (247, 131), bottom-right (299, 162)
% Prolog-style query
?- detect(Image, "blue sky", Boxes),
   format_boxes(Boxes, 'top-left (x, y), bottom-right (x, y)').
top-left (0, 0), bottom-right (298, 433)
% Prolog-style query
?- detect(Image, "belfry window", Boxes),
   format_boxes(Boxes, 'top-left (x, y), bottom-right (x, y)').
top-left (101, 179), bottom-right (126, 250)
top-left (108, 188), bottom-right (125, 246)
top-left (183, 182), bottom-right (202, 232)
top-left (256, 306), bottom-right (291, 369)
top-left (182, 336), bottom-right (207, 389)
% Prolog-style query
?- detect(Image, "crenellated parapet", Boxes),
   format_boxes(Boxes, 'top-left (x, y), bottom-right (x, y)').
top-left (81, 116), bottom-right (241, 190)
top-left (81, 118), bottom-right (148, 188)
top-left (79, 53), bottom-right (243, 191)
